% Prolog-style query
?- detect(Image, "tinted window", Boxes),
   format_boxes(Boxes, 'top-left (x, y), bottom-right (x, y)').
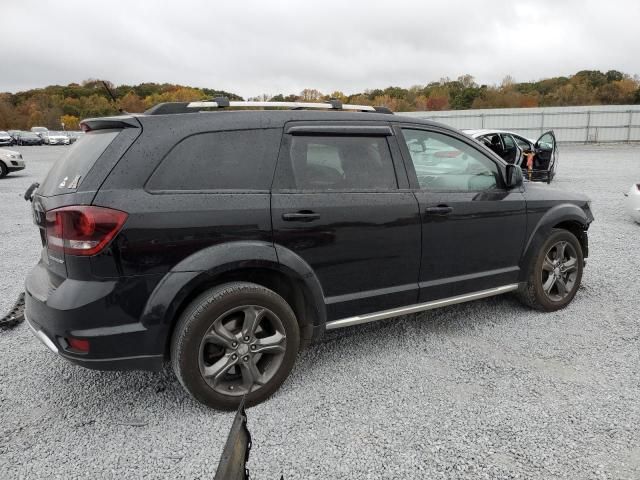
top-left (401, 129), bottom-right (500, 192)
top-left (39, 129), bottom-right (119, 196)
top-left (147, 129), bottom-right (280, 191)
top-left (286, 136), bottom-right (397, 190)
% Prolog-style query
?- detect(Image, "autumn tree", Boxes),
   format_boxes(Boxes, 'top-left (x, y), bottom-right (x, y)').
top-left (60, 114), bottom-right (80, 130)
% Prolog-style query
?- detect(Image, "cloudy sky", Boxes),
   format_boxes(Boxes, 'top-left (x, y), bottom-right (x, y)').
top-left (3, 0), bottom-right (639, 98)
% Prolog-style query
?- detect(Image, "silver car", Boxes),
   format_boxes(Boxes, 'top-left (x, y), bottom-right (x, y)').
top-left (0, 148), bottom-right (26, 177)
top-left (0, 130), bottom-right (13, 146)
top-left (43, 131), bottom-right (70, 145)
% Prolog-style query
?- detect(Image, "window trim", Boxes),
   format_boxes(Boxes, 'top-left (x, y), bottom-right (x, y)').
top-left (395, 124), bottom-right (507, 193)
top-left (272, 127), bottom-right (404, 193)
top-left (285, 125), bottom-right (393, 136)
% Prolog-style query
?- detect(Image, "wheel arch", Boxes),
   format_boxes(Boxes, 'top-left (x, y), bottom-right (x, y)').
top-left (139, 241), bottom-right (326, 358)
top-left (520, 203), bottom-right (591, 279)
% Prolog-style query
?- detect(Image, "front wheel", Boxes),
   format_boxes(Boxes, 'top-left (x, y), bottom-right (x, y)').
top-left (516, 229), bottom-right (584, 311)
top-left (0, 161), bottom-right (8, 178)
top-left (171, 282), bottom-right (300, 410)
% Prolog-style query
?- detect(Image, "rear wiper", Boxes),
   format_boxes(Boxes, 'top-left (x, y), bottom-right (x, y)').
top-left (24, 182), bottom-right (39, 202)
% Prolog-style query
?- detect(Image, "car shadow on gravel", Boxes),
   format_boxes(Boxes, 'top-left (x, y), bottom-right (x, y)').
top-left (33, 295), bottom-right (532, 413)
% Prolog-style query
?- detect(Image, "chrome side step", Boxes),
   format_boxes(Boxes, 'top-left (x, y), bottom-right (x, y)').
top-left (325, 284), bottom-right (519, 330)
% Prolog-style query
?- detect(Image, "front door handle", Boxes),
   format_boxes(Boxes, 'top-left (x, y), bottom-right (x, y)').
top-left (424, 205), bottom-right (453, 216)
top-left (282, 211), bottom-right (320, 222)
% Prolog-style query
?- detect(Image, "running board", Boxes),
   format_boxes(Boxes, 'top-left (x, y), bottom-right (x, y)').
top-left (325, 284), bottom-right (519, 330)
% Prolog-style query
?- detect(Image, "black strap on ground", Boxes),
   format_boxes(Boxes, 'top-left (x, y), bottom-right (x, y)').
top-left (1, 292), bottom-right (25, 330)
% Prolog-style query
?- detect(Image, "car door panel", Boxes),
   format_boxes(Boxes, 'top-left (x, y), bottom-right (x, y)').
top-left (533, 130), bottom-right (557, 182)
top-left (417, 189), bottom-right (527, 300)
top-left (397, 126), bottom-right (527, 302)
top-left (271, 124), bottom-right (421, 321)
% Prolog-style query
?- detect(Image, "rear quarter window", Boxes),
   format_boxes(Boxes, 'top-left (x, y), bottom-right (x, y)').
top-left (38, 130), bottom-right (120, 196)
top-left (146, 129), bottom-right (281, 192)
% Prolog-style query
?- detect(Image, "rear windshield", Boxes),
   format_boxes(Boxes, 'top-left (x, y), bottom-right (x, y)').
top-left (39, 130), bottom-right (119, 196)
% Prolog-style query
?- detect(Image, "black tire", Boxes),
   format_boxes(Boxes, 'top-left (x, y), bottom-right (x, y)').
top-left (516, 228), bottom-right (583, 311)
top-left (171, 282), bottom-right (300, 410)
top-left (0, 161), bottom-right (8, 178)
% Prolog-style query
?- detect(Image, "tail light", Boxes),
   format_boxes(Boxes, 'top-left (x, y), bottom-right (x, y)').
top-left (45, 206), bottom-right (128, 256)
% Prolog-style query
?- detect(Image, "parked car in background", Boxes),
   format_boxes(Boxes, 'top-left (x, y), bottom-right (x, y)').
top-left (8, 130), bottom-right (22, 143)
top-left (24, 99), bottom-right (593, 410)
top-left (16, 132), bottom-right (44, 145)
top-left (0, 148), bottom-right (25, 177)
top-left (625, 183), bottom-right (640, 223)
top-left (0, 131), bottom-right (13, 146)
top-left (30, 126), bottom-right (48, 138)
top-left (43, 131), bottom-right (70, 145)
top-left (464, 129), bottom-right (558, 183)
top-left (66, 131), bottom-right (84, 144)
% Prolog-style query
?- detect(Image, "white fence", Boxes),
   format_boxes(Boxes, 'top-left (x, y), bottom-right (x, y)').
top-left (400, 105), bottom-right (640, 143)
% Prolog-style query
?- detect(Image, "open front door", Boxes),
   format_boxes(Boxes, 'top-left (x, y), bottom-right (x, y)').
top-left (533, 130), bottom-right (557, 183)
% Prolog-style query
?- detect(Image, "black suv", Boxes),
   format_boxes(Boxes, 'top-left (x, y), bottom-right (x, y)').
top-left (25, 100), bottom-right (593, 410)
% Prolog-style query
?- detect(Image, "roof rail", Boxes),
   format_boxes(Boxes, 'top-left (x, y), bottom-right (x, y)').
top-left (144, 97), bottom-right (393, 115)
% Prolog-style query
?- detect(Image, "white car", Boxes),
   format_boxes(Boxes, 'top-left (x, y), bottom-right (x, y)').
top-left (43, 131), bottom-right (70, 145)
top-left (0, 130), bottom-right (13, 146)
top-left (30, 126), bottom-right (48, 138)
top-left (625, 183), bottom-right (640, 223)
top-left (0, 148), bottom-right (26, 178)
top-left (464, 129), bottom-right (558, 183)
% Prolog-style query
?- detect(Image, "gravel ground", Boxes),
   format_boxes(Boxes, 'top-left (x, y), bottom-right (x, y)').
top-left (1, 144), bottom-right (639, 479)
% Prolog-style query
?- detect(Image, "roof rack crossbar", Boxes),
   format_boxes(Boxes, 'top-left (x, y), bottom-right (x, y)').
top-left (186, 100), bottom-right (377, 112)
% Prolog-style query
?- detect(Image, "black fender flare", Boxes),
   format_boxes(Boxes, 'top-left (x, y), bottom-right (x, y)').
top-left (139, 241), bottom-right (326, 351)
top-left (520, 203), bottom-right (590, 279)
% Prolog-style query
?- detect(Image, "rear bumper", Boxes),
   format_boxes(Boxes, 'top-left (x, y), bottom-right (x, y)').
top-left (26, 313), bottom-right (163, 370)
top-left (24, 261), bottom-right (165, 371)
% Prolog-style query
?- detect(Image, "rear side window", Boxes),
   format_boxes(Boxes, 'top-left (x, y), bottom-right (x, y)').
top-left (147, 129), bottom-right (280, 192)
top-left (283, 136), bottom-right (397, 190)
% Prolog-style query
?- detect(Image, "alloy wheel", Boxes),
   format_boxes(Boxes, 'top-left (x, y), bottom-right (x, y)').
top-left (198, 305), bottom-right (287, 396)
top-left (540, 240), bottom-right (579, 302)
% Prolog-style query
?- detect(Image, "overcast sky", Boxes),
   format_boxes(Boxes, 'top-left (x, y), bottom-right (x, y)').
top-left (3, 0), bottom-right (639, 98)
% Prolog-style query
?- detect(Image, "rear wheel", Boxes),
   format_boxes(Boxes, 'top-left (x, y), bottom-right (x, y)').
top-left (171, 282), bottom-right (300, 410)
top-left (0, 161), bottom-right (8, 178)
top-left (516, 229), bottom-right (583, 311)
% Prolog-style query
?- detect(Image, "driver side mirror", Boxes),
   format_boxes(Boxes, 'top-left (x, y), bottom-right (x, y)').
top-left (505, 164), bottom-right (523, 188)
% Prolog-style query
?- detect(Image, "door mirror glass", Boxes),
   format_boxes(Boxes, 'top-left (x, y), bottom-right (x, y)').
top-left (505, 164), bottom-right (523, 188)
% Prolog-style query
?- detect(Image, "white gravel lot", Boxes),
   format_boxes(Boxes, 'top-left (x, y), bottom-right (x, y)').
top-left (0, 144), bottom-right (639, 479)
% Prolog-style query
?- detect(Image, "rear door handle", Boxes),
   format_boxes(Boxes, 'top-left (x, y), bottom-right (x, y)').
top-left (282, 211), bottom-right (321, 222)
top-left (424, 205), bottom-right (453, 216)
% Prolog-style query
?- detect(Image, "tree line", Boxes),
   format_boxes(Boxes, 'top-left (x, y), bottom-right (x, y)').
top-left (1, 70), bottom-right (639, 130)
